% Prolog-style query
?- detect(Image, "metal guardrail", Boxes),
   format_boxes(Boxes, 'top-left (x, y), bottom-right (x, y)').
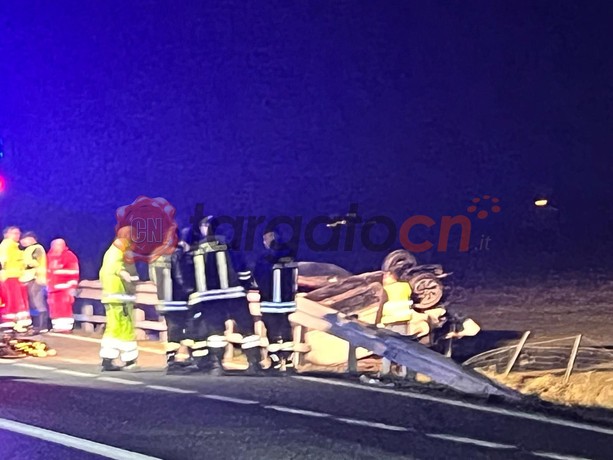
top-left (75, 280), bottom-right (168, 342)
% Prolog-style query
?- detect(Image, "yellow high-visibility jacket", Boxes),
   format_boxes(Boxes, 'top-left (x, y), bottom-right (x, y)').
top-left (99, 244), bottom-right (136, 304)
top-left (20, 243), bottom-right (47, 284)
top-left (381, 281), bottom-right (413, 325)
top-left (0, 238), bottom-right (25, 281)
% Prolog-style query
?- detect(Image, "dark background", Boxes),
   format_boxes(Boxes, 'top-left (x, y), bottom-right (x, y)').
top-left (1, 0), bottom-right (611, 279)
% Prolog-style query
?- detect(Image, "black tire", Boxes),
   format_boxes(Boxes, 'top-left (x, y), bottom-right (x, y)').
top-left (381, 249), bottom-right (417, 274)
top-left (408, 272), bottom-right (443, 310)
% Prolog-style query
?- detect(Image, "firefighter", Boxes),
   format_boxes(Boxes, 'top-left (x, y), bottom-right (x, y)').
top-left (150, 227), bottom-right (197, 373)
top-left (99, 227), bottom-right (139, 371)
top-left (251, 229), bottom-right (298, 373)
top-left (19, 232), bottom-right (49, 333)
top-left (187, 216), bottom-right (262, 376)
top-left (0, 226), bottom-right (30, 331)
top-left (46, 238), bottom-right (80, 332)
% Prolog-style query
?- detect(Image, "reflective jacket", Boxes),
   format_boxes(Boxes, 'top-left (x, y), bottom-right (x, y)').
top-left (188, 236), bottom-right (247, 306)
top-left (21, 243), bottom-right (47, 284)
top-left (381, 281), bottom-right (413, 324)
top-left (151, 244), bottom-right (196, 312)
top-left (0, 238), bottom-right (25, 281)
top-left (252, 243), bottom-right (298, 314)
top-left (47, 247), bottom-right (79, 293)
top-left (100, 243), bottom-right (136, 304)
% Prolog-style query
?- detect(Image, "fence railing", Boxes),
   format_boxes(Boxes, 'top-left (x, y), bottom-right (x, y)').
top-left (75, 280), bottom-right (168, 342)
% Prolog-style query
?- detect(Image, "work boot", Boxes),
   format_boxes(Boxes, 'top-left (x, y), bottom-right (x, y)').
top-left (196, 350), bottom-right (224, 376)
top-left (123, 360), bottom-right (139, 371)
top-left (165, 352), bottom-right (194, 374)
top-left (101, 358), bottom-right (122, 372)
top-left (266, 352), bottom-right (283, 374)
top-left (23, 329), bottom-right (40, 337)
top-left (166, 360), bottom-right (192, 375)
top-left (281, 351), bottom-right (295, 375)
top-left (243, 348), bottom-right (265, 376)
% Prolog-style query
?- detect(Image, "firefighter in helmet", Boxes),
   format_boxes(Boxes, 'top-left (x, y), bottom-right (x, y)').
top-left (187, 215), bottom-right (262, 375)
top-left (250, 228), bottom-right (298, 373)
top-left (150, 227), bottom-right (197, 373)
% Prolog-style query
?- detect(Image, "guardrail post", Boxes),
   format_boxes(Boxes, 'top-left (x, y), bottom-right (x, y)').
top-left (347, 343), bottom-right (358, 375)
top-left (292, 324), bottom-right (303, 367)
top-left (503, 330), bottom-right (531, 376)
top-left (564, 334), bottom-right (582, 384)
top-left (347, 314), bottom-right (358, 375)
top-left (224, 320), bottom-right (235, 364)
top-left (133, 308), bottom-right (147, 341)
top-left (81, 304), bottom-right (94, 334)
top-left (158, 316), bottom-right (168, 343)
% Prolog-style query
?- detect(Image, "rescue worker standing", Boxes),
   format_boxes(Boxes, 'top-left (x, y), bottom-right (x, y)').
top-left (251, 229), bottom-right (298, 373)
top-left (0, 226), bottom-right (30, 331)
top-left (99, 227), bottom-right (139, 371)
top-left (19, 232), bottom-right (48, 333)
top-left (188, 216), bottom-right (262, 375)
top-left (150, 228), bottom-right (197, 373)
top-left (377, 269), bottom-right (415, 378)
top-left (46, 238), bottom-right (80, 332)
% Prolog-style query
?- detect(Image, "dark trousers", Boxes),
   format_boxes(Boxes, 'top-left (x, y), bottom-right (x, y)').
top-left (27, 281), bottom-right (48, 331)
top-left (165, 310), bottom-right (191, 344)
top-left (193, 297), bottom-right (255, 340)
top-left (262, 313), bottom-right (292, 344)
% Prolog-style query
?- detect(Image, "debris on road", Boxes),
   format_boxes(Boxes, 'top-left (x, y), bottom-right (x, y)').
top-left (1, 332), bottom-right (56, 359)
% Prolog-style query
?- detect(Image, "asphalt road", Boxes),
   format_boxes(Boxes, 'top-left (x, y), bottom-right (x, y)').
top-left (0, 428), bottom-right (106, 460)
top-left (0, 335), bottom-right (612, 460)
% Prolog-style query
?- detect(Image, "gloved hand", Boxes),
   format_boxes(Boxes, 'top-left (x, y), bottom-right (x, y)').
top-left (119, 270), bottom-right (133, 284)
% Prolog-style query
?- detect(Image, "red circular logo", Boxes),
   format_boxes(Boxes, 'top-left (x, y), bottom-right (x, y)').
top-left (115, 196), bottom-right (178, 263)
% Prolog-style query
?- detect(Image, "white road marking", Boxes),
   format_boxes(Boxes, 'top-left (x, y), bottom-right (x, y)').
top-left (426, 433), bottom-right (516, 449)
top-left (98, 377), bottom-right (143, 386)
top-left (146, 385), bottom-right (197, 394)
top-left (294, 376), bottom-right (613, 437)
top-left (264, 405), bottom-right (331, 418)
top-left (265, 405), bottom-right (407, 432)
top-left (55, 369), bottom-right (97, 378)
top-left (200, 394), bottom-right (259, 405)
top-left (47, 333), bottom-right (106, 345)
top-left (14, 363), bottom-right (56, 371)
top-left (0, 417), bottom-right (161, 460)
top-left (335, 417), bottom-right (408, 432)
top-left (2, 358), bottom-right (601, 459)
top-left (57, 357), bottom-right (87, 364)
top-left (47, 333), bottom-right (165, 355)
top-left (531, 451), bottom-right (592, 460)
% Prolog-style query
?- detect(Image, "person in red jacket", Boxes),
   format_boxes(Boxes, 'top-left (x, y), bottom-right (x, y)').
top-left (47, 239), bottom-right (80, 332)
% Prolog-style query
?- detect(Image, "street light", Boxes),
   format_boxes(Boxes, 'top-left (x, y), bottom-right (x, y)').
top-left (534, 198), bottom-right (548, 207)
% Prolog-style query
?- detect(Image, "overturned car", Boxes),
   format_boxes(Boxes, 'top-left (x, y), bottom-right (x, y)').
top-left (291, 249), bottom-right (481, 369)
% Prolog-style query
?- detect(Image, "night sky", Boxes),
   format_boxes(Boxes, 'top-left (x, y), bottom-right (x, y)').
top-left (1, 1), bottom-right (612, 278)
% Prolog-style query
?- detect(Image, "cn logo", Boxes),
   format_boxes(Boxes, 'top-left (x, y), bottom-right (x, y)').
top-left (132, 217), bottom-right (164, 244)
top-left (115, 196), bottom-right (178, 263)
top-left (467, 195), bottom-right (501, 219)
top-left (399, 195), bottom-right (501, 253)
